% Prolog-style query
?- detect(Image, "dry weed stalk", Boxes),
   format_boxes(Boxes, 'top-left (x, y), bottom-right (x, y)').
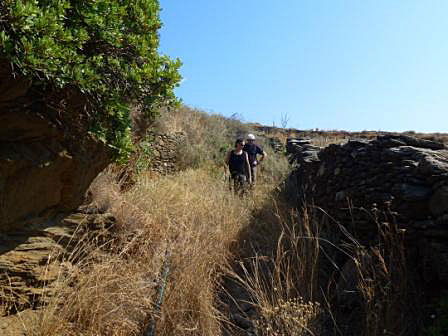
top-left (353, 216), bottom-right (416, 336)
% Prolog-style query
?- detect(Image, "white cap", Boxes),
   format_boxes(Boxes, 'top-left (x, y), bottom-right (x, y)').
top-left (247, 133), bottom-right (256, 140)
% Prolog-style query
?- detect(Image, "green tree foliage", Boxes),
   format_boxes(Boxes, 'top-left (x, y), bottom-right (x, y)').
top-left (0, 0), bottom-right (181, 160)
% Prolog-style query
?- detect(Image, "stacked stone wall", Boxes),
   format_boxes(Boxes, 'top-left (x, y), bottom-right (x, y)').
top-left (145, 130), bottom-right (186, 174)
top-left (287, 135), bottom-right (448, 287)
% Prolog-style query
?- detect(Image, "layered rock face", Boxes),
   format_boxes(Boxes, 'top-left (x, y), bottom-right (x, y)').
top-left (0, 63), bottom-right (111, 316)
top-left (287, 135), bottom-right (448, 285)
top-left (0, 63), bottom-right (109, 230)
top-left (0, 210), bottom-right (115, 314)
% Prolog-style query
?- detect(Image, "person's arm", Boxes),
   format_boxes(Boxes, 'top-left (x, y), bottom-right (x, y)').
top-left (257, 145), bottom-right (267, 163)
top-left (245, 152), bottom-right (252, 183)
top-left (224, 150), bottom-right (231, 166)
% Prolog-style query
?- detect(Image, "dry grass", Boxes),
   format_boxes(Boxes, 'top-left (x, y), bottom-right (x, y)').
top-left (11, 105), bottom-right (434, 335)
top-left (23, 161), bottom-right (291, 335)
top-left (225, 202), bottom-right (326, 336)
top-left (153, 106), bottom-right (251, 170)
top-left (227, 194), bottom-right (422, 336)
top-left (251, 124), bottom-right (448, 148)
top-left (17, 104), bottom-right (292, 336)
top-left (352, 217), bottom-right (419, 336)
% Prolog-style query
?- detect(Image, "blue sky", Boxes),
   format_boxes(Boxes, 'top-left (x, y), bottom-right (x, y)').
top-left (158, 1), bottom-right (448, 132)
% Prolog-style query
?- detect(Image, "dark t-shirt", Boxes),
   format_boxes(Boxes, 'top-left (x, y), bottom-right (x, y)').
top-left (243, 143), bottom-right (263, 167)
top-left (228, 150), bottom-right (246, 175)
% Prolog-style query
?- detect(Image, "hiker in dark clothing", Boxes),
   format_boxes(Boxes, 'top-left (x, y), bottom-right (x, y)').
top-left (225, 139), bottom-right (252, 195)
top-left (243, 133), bottom-right (267, 186)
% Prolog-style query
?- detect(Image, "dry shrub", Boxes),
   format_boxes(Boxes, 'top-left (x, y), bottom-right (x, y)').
top-left (254, 297), bottom-right (321, 336)
top-left (28, 166), bottom-right (276, 336)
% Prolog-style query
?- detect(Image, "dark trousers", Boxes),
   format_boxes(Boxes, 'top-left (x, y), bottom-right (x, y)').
top-left (231, 172), bottom-right (246, 194)
top-left (248, 165), bottom-right (257, 185)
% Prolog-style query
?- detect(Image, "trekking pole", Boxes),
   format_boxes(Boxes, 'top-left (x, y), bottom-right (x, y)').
top-left (144, 248), bottom-right (171, 336)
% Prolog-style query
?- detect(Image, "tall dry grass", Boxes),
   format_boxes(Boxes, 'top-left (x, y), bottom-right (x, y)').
top-left (227, 204), bottom-right (325, 336)
top-left (352, 218), bottom-right (419, 336)
top-left (13, 102), bottom-right (294, 336)
top-left (24, 163), bottom-right (292, 336)
top-left (228, 195), bottom-right (420, 336)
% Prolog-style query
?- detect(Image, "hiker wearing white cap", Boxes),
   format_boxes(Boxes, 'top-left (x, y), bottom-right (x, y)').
top-left (243, 134), bottom-right (266, 186)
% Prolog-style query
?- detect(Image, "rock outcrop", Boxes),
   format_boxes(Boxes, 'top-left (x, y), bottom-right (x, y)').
top-left (0, 62), bottom-right (109, 230)
top-left (287, 134), bottom-right (448, 289)
top-left (0, 210), bottom-right (115, 314)
top-left (0, 62), bottom-right (112, 320)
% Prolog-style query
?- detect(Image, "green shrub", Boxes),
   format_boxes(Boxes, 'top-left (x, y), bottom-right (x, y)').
top-left (0, 0), bottom-right (181, 161)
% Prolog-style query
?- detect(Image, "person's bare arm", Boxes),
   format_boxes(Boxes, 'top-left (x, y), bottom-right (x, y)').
top-left (259, 150), bottom-right (267, 162)
top-left (245, 152), bottom-right (252, 182)
top-left (224, 150), bottom-right (231, 166)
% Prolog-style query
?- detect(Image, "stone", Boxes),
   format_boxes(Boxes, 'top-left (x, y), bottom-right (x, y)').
top-left (385, 146), bottom-right (422, 158)
top-left (287, 138), bottom-right (310, 146)
top-left (232, 313), bottom-right (252, 329)
top-left (317, 163), bottom-right (326, 176)
top-left (0, 309), bottom-right (40, 336)
top-left (429, 186), bottom-right (448, 216)
top-left (427, 241), bottom-right (448, 282)
top-left (336, 259), bottom-right (361, 308)
top-left (335, 190), bottom-right (347, 202)
top-left (396, 183), bottom-right (432, 201)
top-left (378, 138), bottom-right (407, 148)
top-left (423, 229), bottom-right (448, 239)
top-left (303, 144), bottom-right (321, 151)
top-left (412, 220), bottom-right (436, 229)
top-left (398, 135), bottom-right (445, 150)
top-left (435, 214), bottom-right (448, 227)
top-left (0, 212), bottom-right (114, 313)
top-left (144, 130), bottom-right (185, 175)
top-left (287, 133), bottom-right (448, 309)
top-left (417, 152), bottom-right (448, 176)
top-left (346, 139), bottom-right (369, 148)
top-left (378, 135), bottom-right (445, 150)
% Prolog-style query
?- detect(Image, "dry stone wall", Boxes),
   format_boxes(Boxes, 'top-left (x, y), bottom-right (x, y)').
top-left (286, 135), bottom-right (448, 288)
top-left (144, 130), bottom-right (185, 175)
